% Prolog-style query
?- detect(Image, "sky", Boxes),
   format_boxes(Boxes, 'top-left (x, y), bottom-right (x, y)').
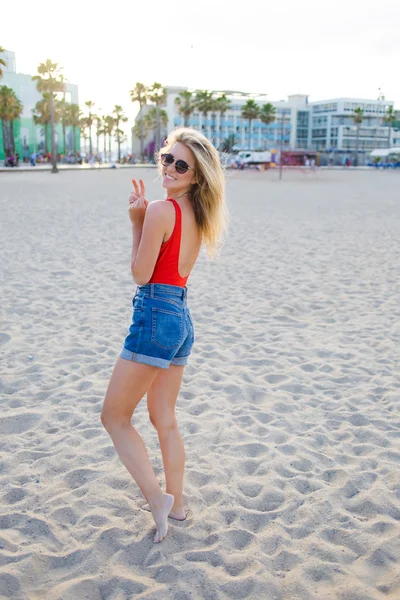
top-left (2, 0), bottom-right (399, 135)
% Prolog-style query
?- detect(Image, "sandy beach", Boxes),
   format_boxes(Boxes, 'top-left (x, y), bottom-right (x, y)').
top-left (1, 168), bottom-right (399, 600)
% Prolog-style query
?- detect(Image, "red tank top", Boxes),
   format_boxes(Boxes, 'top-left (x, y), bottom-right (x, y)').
top-left (149, 198), bottom-right (190, 287)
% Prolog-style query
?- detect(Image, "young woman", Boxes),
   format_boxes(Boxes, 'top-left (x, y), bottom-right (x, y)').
top-left (101, 128), bottom-right (227, 543)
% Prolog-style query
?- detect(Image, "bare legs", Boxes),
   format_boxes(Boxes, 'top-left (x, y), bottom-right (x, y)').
top-left (101, 358), bottom-right (174, 542)
top-left (146, 365), bottom-right (187, 520)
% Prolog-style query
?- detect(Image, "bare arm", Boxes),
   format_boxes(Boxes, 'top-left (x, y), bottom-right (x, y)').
top-left (130, 201), bottom-right (169, 285)
top-left (128, 178), bottom-right (169, 285)
top-left (130, 222), bottom-right (143, 268)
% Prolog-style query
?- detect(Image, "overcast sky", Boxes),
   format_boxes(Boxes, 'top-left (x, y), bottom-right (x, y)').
top-left (2, 0), bottom-right (399, 129)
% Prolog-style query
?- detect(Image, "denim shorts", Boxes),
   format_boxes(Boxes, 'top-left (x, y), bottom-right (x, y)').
top-left (120, 283), bottom-right (195, 369)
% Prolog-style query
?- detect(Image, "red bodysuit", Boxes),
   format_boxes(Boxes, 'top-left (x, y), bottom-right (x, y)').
top-left (149, 198), bottom-right (190, 287)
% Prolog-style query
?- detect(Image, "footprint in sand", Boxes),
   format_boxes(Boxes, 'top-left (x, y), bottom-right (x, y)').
top-left (0, 333), bottom-right (11, 345)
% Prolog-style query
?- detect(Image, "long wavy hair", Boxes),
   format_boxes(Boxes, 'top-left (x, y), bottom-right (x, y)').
top-left (157, 127), bottom-right (227, 257)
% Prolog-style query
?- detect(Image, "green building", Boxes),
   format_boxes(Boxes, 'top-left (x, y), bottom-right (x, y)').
top-left (0, 50), bottom-right (80, 162)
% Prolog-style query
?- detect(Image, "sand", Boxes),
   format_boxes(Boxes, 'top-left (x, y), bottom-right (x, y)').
top-left (0, 168), bottom-right (399, 600)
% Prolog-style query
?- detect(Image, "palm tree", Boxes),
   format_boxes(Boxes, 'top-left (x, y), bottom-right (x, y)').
top-left (105, 115), bottom-right (115, 161)
top-left (66, 103), bottom-right (80, 154)
top-left (9, 95), bottom-right (23, 154)
top-left (114, 128), bottom-right (127, 159)
top-left (259, 103), bottom-right (276, 149)
top-left (0, 85), bottom-right (23, 157)
top-left (0, 47), bottom-right (6, 79)
top-left (112, 105), bottom-right (128, 161)
top-left (144, 107), bottom-right (168, 151)
top-left (132, 118), bottom-right (150, 151)
top-left (130, 83), bottom-right (148, 161)
top-left (215, 94), bottom-right (231, 147)
top-left (58, 97), bottom-right (69, 154)
top-left (32, 93), bottom-right (53, 154)
top-left (383, 106), bottom-right (396, 148)
top-left (99, 118), bottom-right (108, 163)
top-left (195, 90), bottom-right (214, 136)
top-left (148, 83), bottom-right (167, 151)
top-left (174, 90), bottom-right (196, 127)
top-left (94, 114), bottom-right (102, 154)
top-left (220, 134), bottom-right (236, 153)
top-left (32, 59), bottom-right (65, 173)
top-left (79, 116), bottom-right (89, 153)
top-left (351, 107), bottom-right (364, 166)
top-left (241, 99), bottom-right (260, 150)
top-left (84, 100), bottom-right (96, 154)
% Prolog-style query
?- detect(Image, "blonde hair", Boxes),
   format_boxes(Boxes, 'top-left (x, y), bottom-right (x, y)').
top-left (157, 127), bottom-right (227, 257)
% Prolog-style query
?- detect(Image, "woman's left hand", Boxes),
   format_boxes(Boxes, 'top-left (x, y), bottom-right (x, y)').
top-left (128, 178), bottom-right (148, 225)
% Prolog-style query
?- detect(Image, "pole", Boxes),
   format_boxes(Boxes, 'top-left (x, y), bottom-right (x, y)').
top-left (279, 111), bottom-right (284, 180)
top-left (50, 92), bottom-right (58, 174)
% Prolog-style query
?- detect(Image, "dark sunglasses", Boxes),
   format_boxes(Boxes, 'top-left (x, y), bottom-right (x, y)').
top-left (160, 152), bottom-right (193, 175)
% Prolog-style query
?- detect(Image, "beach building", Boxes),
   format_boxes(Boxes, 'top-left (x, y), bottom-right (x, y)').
top-left (0, 50), bottom-right (80, 161)
top-left (132, 87), bottom-right (397, 165)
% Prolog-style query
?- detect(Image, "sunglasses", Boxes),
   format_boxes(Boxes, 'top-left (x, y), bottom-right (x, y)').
top-left (160, 152), bottom-right (193, 175)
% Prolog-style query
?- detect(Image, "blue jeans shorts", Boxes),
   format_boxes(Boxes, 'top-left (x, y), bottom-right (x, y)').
top-left (120, 283), bottom-right (195, 369)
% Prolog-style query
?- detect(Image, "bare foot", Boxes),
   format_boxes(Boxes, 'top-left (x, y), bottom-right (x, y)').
top-left (148, 493), bottom-right (175, 543)
top-left (141, 501), bottom-right (187, 521)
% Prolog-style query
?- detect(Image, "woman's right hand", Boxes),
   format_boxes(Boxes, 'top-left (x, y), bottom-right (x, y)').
top-left (128, 178), bottom-right (148, 224)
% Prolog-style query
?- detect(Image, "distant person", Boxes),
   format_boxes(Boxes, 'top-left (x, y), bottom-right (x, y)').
top-left (30, 152), bottom-right (37, 166)
top-left (101, 128), bottom-right (227, 543)
top-left (15, 152), bottom-right (20, 167)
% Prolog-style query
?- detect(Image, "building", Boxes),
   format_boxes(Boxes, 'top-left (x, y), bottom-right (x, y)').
top-left (132, 87), bottom-right (397, 165)
top-left (132, 87), bottom-right (296, 157)
top-left (0, 50), bottom-right (80, 161)
top-left (309, 97), bottom-right (394, 154)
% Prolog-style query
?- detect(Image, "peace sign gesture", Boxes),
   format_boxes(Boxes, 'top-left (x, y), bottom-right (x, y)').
top-left (128, 178), bottom-right (148, 225)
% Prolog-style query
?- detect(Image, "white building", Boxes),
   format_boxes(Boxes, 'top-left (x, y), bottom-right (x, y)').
top-left (309, 98), bottom-right (394, 153)
top-left (131, 87), bottom-right (397, 163)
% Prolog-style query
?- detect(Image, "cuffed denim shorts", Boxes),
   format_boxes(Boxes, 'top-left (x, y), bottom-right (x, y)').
top-left (120, 283), bottom-right (195, 369)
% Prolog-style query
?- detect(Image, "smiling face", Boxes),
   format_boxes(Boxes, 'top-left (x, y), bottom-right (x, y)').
top-left (161, 142), bottom-right (197, 196)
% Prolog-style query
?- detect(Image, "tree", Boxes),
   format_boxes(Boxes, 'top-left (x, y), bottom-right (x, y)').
top-left (351, 107), bottom-right (364, 166)
top-left (219, 134), bottom-right (236, 153)
top-left (132, 118), bottom-right (150, 148)
top-left (144, 107), bottom-right (168, 151)
top-left (79, 116), bottom-right (89, 153)
top-left (383, 106), bottom-right (396, 148)
top-left (175, 90), bottom-right (196, 127)
top-left (215, 94), bottom-right (231, 147)
top-left (148, 83), bottom-right (167, 151)
top-left (0, 85), bottom-right (23, 157)
top-left (114, 128), bottom-right (127, 159)
top-left (112, 105), bottom-right (128, 161)
top-left (99, 117), bottom-right (108, 162)
top-left (94, 114), bottom-right (102, 154)
top-left (259, 103), bottom-right (276, 149)
top-left (130, 82), bottom-right (148, 161)
top-left (195, 90), bottom-right (214, 136)
top-left (58, 97), bottom-right (69, 154)
top-left (65, 103), bottom-right (80, 154)
top-left (241, 99), bottom-right (260, 150)
top-left (84, 100), bottom-right (96, 154)
top-left (0, 47), bottom-right (6, 79)
top-left (32, 93), bottom-right (55, 154)
top-left (32, 59), bottom-right (65, 173)
top-left (105, 115), bottom-right (115, 160)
